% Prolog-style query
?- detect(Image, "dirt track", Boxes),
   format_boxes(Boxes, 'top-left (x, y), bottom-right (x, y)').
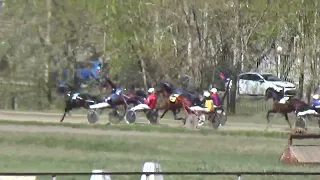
top-left (0, 110), bottom-right (298, 135)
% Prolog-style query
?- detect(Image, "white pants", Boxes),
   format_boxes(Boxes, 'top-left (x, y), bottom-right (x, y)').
top-left (89, 102), bottom-right (110, 109)
top-left (279, 97), bottom-right (290, 104)
top-left (130, 104), bottom-right (151, 111)
top-left (189, 106), bottom-right (211, 113)
top-left (297, 109), bottom-right (318, 116)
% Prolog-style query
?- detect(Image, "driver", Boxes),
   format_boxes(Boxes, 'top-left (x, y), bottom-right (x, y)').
top-left (312, 94), bottom-right (320, 112)
top-left (278, 87), bottom-right (289, 104)
top-left (130, 88), bottom-right (157, 111)
top-left (210, 88), bottom-right (222, 108)
top-left (189, 91), bottom-right (213, 113)
top-left (144, 88), bottom-right (157, 109)
top-left (297, 94), bottom-right (320, 117)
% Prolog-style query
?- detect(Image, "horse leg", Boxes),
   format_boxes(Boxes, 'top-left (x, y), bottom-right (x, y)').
top-left (60, 107), bottom-right (68, 122)
top-left (160, 109), bottom-right (168, 119)
top-left (266, 110), bottom-right (274, 124)
top-left (283, 113), bottom-right (292, 129)
top-left (171, 109), bottom-right (185, 121)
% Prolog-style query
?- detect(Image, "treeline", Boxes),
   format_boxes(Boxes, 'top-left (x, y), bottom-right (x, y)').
top-left (0, 0), bottom-right (319, 113)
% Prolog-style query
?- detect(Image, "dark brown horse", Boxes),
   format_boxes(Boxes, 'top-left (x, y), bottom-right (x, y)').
top-left (92, 77), bottom-right (147, 113)
top-left (155, 82), bottom-right (193, 123)
top-left (264, 89), bottom-right (310, 128)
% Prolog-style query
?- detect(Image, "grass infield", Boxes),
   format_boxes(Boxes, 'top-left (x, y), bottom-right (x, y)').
top-left (0, 125), bottom-right (319, 180)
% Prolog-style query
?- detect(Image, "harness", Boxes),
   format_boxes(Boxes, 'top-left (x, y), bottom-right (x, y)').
top-left (169, 94), bottom-right (180, 103)
top-left (105, 88), bottom-right (122, 101)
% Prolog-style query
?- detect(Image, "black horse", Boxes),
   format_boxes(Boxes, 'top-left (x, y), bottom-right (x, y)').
top-left (58, 82), bottom-right (103, 122)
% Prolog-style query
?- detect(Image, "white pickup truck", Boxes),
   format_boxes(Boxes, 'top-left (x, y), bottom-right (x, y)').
top-left (237, 72), bottom-right (297, 96)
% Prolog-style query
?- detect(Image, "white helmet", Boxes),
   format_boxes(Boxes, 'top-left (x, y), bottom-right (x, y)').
top-left (313, 94), bottom-right (320, 100)
top-left (210, 88), bottom-right (218, 93)
top-left (203, 91), bottom-right (210, 97)
top-left (148, 88), bottom-right (155, 93)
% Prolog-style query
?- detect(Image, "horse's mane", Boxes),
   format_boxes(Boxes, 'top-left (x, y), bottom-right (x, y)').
top-left (135, 89), bottom-right (147, 98)
top-left (160, 82), bottom-right (174, 94)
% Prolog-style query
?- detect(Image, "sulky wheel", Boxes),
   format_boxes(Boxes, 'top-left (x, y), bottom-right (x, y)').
top-left (146, 109), bottom-right (158, 124)
top-left (125, 110), bottom-right (137, 124)
top-left (294, 116), bottom-right (307, 130)
top-left (208, 113), bottom-right (221, 129)
top-left (185, 114), bottom-right (198, 130)
top-left (197, 114), bottom-right (206, 127)
top-left (108, 109), bottom-right (122, 125)
top-left (87, 109), bottom-right (99, 124)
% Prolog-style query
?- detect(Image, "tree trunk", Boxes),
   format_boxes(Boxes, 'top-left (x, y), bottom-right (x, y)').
top-left (297, 10), bottom-right (305, 99)
top-left (45, 0), bottom-right (52, 103)
top-left (229, 0), bottom-right (241, 114)
top-left (133, 32), bottom-right (148, 91)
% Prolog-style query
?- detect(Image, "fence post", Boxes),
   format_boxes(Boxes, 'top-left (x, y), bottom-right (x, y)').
top-left (52, 175), bottom-right (56, 180)
top-left (237, 174), bottom-right (241, 180)
top-left (11, 93), bottom-right (16, 110)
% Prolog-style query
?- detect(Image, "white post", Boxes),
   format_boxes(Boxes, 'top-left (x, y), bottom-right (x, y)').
top-left (237, 175), bottom-right (241, 180)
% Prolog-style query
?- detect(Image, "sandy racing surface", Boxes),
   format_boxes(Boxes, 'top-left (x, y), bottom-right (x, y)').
top-left (0, 110), bottom-right (299, 134)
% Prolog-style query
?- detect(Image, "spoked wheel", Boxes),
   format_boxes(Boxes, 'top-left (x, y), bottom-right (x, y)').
top-left (146, 110), bottom-right (158, 124)
top-left (208, 113), bottom-right (220, 129)
top-left (185, 114), bottom-right (198, 130)
top-left (217, 109), bottom-right (227, 126)
top-left (125, 110), bottom-right (137, 124)
top-left (295, 116), bottom-right (307, 130)
top-left (87, 109), bottom-right (99, 124)
top-left (197, 114), bottom-right (206, 127)
top-left (108, 109), bottom-right (122, 125)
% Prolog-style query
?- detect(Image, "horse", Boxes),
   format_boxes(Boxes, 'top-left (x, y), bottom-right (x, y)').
top-left (89, 78), bottom-right (147, 116)
top-left (58, 82), bottom-right (103, 122)
top-left (154, 82), bottom-right (194, 122)
top-left (264, 88), bottom-right (310, 128)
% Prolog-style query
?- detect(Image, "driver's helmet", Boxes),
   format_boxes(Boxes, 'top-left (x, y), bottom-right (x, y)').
top-left (210, 88), bottom-right (218, 94)
top-left (313, 94), bottom-right (320, 100)
top-left (203, 91), bottom-right (211, 98)
top-left (148, 88), bottom-right (155, 94)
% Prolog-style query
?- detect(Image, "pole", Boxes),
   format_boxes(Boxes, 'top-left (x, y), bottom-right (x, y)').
top-left (277, 53), bottom-right (281, 78)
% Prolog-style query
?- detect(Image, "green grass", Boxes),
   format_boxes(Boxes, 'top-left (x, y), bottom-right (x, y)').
top-left (0, 129), bottom-right (319, 180)
top-left (0, 119), bottom-right (291, 138)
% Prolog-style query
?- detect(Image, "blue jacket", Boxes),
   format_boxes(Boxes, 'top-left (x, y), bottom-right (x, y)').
top-left (312, 99), bottom-right (320, 109)
top-left (106, 88), bottom-right (122, 100)
top-left (75, 67), bottom-right (100, 81)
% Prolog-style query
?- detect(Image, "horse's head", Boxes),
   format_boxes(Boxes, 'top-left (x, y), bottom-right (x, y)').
top-left (57, 82), bottom-right (74, 96)
top-left (157, 81), bottom-right (174, 97)
top-left (135, 89), bottom-right (147, 98)
top-left (99, 77), bottom-right (109, 89)
top-left (264, 89), bottom-right (281, 101)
